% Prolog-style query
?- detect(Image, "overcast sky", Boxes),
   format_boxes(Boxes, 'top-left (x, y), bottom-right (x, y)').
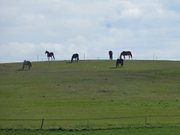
top-left (0, 0), bottom-right (180, 63)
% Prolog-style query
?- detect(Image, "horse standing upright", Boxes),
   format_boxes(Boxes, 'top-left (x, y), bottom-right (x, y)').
top-left (120, 51), bottom-right (132, 59)
top-left (71, 53), bottom-right (79, 63)
top-left (109, 51), bottom-right (113, 60)
top-left (45, 51), bottom-right (55, 61)
top-left (22, 60), bottom-right (32, 70)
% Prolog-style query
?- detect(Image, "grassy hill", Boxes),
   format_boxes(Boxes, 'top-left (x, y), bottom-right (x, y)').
top-left (0, 60), bottom-right (180, 130)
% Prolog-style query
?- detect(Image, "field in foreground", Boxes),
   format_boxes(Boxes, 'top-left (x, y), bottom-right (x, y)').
top-left (0, 60), bottom-right (180, 130)
top-left (0, 127), bottom-right (180, 135)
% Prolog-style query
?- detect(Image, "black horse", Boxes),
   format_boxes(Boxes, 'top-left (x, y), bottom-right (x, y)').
top-left (45, 51), bottom-right (55, 61)
top-left (109, 50), bottom-right (113, 60)
top-left (71, 53), bottom-right (79, 62)
top-left (116, 59), bottom-right (124, 68)
top-left (22, 60), bottom-right (32, 70)
top-left (120, 51), bottom-right (132, 59)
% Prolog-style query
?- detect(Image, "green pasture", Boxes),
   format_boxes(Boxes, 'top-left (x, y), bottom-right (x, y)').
top-left (0, 60), bottom-right (180, 131)
top-left (1, 127), bottom-right (180, 135)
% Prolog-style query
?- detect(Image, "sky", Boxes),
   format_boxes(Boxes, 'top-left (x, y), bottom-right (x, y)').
top-left (0, 0), bottom-right (180, 63)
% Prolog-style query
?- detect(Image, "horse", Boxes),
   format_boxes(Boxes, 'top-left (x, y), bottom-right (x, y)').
top-left (71, 53), bottom-right (79, 63)
top-left (22, 60), bottom-right (32, 70)
top-left (116, 58), bottom-right (124, 68)
top-left (120, 51), bottom-right (132, 59)
top-left (109, 51), bottom-right (113, 60)
top-left (45, 51), bottom-right (55, 61)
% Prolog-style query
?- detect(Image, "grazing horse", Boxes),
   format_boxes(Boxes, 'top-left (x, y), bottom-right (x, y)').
top-left (116, 59), bottom-right (124, 68)
top-left (109, 51), bottom-right (113, 60)
top-left (22, 60), bottom-right (32, 70)
top-left (120, 51), bottom-right (132, 59)
top-left (71, 53), bottom-right (79, 62)
top-left (45, 51), bottom-right (55, 61)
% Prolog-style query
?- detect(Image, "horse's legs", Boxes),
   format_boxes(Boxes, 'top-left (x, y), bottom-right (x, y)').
top-left (121, 61), bottom-right (124, 66)
top-left (51, 56), bottom-right (54, 61)
top-left (116, 62), bottom-right (118, 68)
top-left (116, 60), bottom-right (119, 68)
top-left (22, 65), bottom-right (25, 70)
top-left (71, 57), bottom-right (73, 62)
top-left (130, 54), bottom-right (132, 59)
top-left (76, 57), bottom-right (79, 62)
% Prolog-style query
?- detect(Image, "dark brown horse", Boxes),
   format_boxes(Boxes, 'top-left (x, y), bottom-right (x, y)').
top-left (22, 60), bottom-right (32, 70)
top-left (120, 51), bottom-right (132, 59)
top-left (116, 59), bottom-right (124, 68)
top-left (71, 53), bottom-right (79, 62)
top-left (45, 51), bottom-right (55, 61)
top-left (109, 51), bottom-right (113, 60)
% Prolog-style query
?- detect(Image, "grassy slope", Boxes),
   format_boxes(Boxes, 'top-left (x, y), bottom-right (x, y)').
top-left (0, 60), bottom-right (180, 129)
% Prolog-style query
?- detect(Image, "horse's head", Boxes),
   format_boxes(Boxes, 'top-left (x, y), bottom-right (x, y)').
top-left (45, 51), bottom-right (48, 54)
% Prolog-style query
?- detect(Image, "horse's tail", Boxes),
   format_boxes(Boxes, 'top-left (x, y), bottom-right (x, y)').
top-left (130, 52), bottom-right (132, 59)
top-left (77, 54), bottom-right (79, 61)
top-left (28, 62), bottom-right (32, 70)
top-left (30, 62), bottom-right (32, 67)
top-left (53, 54), bottom-right (55, 60)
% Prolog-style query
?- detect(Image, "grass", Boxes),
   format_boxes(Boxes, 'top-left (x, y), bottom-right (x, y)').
top-left (0, 60), bottom-right (180, 133)
top-left (0, 127), bottom-right (180, 135)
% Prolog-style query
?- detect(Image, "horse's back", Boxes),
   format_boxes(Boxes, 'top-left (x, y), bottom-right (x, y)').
top-left (120, 51), bottom-right (132, 59)
top-left (121, 51), bottom-right (131, 54)
top-left (72, 53), bottom-right (79, 58)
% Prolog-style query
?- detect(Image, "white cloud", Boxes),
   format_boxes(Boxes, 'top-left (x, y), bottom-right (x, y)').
top-left (0, 0), bottom-right (180, 63)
